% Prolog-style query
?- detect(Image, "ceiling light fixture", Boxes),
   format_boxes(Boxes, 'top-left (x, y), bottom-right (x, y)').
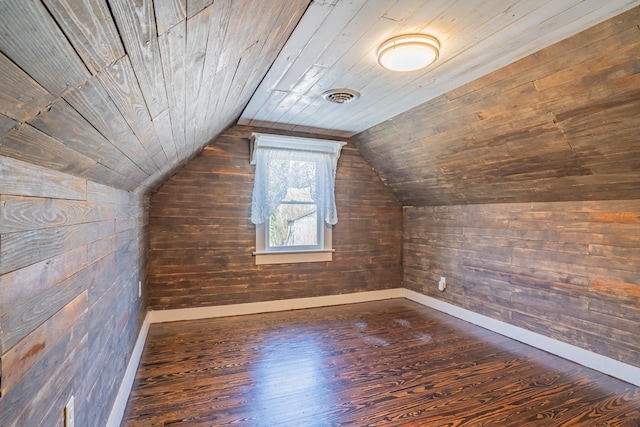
top-left (377, 34), bottom-right (440, 72)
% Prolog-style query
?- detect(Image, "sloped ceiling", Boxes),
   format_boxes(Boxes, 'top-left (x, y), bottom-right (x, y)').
top-left (0, 0), bottom-right (639, 204)
top-left (352, 6), bottom-right (640, 206)
top-left (0, 0), bottom-right (309, 193)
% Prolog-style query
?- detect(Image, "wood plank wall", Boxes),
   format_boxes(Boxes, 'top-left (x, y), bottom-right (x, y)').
top-left (147, 125), bottom-right (403, 309)
top-left (0, 156), bottom-right (148, 426)
top-left (403, 200), bottom-right (640, 368)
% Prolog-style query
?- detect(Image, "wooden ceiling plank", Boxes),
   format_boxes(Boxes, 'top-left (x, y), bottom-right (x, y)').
top-left (207, 1), bottom-right (309, 144)
top-left (41, 0), bottom-right (124, 75)
top-left (274, 0), bottom-right (368, 93)
top-left (192, 0), bottom-right (234, 152)
top-left (158, 19), bottom-right (187, 159)
top-left (244, 0), bottom-right (363, 126)
top-left (154, 0), bottom-right (186, 35)
top-left (184, 4), bottom-right (214, 154)
top-left (63, 77), bottom-right (158, 176)
top-left (0, 124), bottom-right (97, 176)
top-left (0, 0), bottom-right (89, 96)
top-left (28, 98), bottom-right (148, 184)
top-left (108, 0), bottom-right (169, 119)
top-left (97, 56), bottom-right (167, 168)
top-left (186, 0), bottom-right (213, 19)
top-left (0, 53), bottom-right (55, 123)
top-left (152, 109), bottom-right (179, 163)
top-left (238, 0), bottom-right (334, 123)
top-left (0, 115), bottom-right (17, 140)
top-left (84, 162), bottom-right (138, 191)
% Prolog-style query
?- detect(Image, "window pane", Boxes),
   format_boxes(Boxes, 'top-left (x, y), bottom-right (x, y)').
top-left (268, 204), bottom-right (318, 248)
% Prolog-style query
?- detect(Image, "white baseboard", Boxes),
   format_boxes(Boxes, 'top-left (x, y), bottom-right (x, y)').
top-left (147, 288), bottom-right (404, 323)
top-left (106, 313), bottom-right (151, 427)
top-left (403, 288), bottom-right (640, 387)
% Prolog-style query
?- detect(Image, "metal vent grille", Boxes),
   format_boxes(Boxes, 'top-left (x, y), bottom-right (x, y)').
top-left (322, 88), bottom-right (361, 104)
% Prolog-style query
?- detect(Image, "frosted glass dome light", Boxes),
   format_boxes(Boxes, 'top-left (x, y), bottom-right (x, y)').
top-left (377, 34), bottom-right (440, 72)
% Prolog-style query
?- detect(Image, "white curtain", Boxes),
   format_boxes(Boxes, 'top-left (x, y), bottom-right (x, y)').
top-left (251, 141), bottom-right (342, 226)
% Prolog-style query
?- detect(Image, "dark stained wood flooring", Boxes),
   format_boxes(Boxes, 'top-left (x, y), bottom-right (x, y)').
top-left (121, 299), bottom-right (640, 426)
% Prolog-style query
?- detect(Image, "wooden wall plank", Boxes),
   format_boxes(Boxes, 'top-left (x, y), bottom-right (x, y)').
top-left (108, 0), bottom-right (169, 118)
top-left (0, 333), bottom-right (88, 426)
top-left (1, 268), bottom-right (91, 352)
top-left (0, 156), bottom-right (86, 199)
top-left (0, 196), bottom-right (116, 233)
top-left (41, 0), bottom-right (125, 74)
top-left (0, 220), bottom-right (114, 275)
top-left (0, 246), bottom-right (87, 318)
top-left (403, 200), bottom-right (640, 368)
top-left (0, 0), bottom-right (89, 95)
top-left (1, 291), bottom-right (87, 396)
top-left (0, 53), bottom-right (54, 123)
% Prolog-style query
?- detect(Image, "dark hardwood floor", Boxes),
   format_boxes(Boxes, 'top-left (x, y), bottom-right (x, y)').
top-left (121, 299), bottom-right (640, 426)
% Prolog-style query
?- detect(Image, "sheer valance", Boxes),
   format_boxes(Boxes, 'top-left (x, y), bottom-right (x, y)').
top-left (250, 133), bottom-right (345, 226)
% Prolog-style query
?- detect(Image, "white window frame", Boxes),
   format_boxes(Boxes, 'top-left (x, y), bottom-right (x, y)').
top-left (250, 133), bottom-right (344, 265)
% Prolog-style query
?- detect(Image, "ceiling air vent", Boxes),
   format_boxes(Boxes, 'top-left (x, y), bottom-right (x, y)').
top-left (322, 88), bottom-right (361, 104)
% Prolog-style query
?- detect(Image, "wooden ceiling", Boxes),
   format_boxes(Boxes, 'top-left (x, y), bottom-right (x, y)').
top-left (0, 0), bottom-right (309, 193)
top-left (1, 0), bottom-right (639, 204)
top-left (239, 0), bottom-right (638, 136)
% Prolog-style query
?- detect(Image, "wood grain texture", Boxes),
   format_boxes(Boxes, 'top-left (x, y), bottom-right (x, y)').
top-left (98, 56), bottom-right (166, 162)
top-left (107, 0), bottom-right (168, 119)
top-left (0, 160), bottom-right (147, 426)
top-left (147, 125), bottom-right (402, 310)
top-left (0, 156), bottom-right (86, 200)
top-left (0, 0), bottom-right (89, 95)
top-left (63, 76), bottom-right (158, 176)
top-left (0, 114), bottom-right (17, 139)
top-left (403, 200), bottom-right (640, 368)
top-left (28, 98), bottom-right (148, 185)
top-left (0, 53), bottom-right (54, 123)
top-left (41, 0), bottom-right (125, 74)
top-left (122, 299), bottom-right (640, 426)
top-left (352, 7), bottom-right (640, 206)
top-left (154, 0), bottom-right (186, 35)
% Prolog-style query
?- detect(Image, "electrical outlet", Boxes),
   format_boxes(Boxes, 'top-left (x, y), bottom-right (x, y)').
top-left (138, 280), bottom-right (142, 298)
top-left (438, 277), bottom-right (446, 292)
top-left (64, 395), bottom-right (74, 427)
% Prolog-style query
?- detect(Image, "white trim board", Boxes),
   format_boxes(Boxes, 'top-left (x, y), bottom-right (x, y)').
top-left (147, 288), bottom-right (404, 323)
top-left (402, 288), bottom-right (640, 387)
top-left (106, 313), bottom-right (151, 427)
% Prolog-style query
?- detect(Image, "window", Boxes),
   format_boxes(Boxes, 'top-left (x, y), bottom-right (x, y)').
top-left (250, 133), bottom-right (345, 265)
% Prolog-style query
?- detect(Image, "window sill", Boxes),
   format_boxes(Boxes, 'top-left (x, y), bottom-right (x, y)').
top-left (253, 249), bottom-right (335, 265)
